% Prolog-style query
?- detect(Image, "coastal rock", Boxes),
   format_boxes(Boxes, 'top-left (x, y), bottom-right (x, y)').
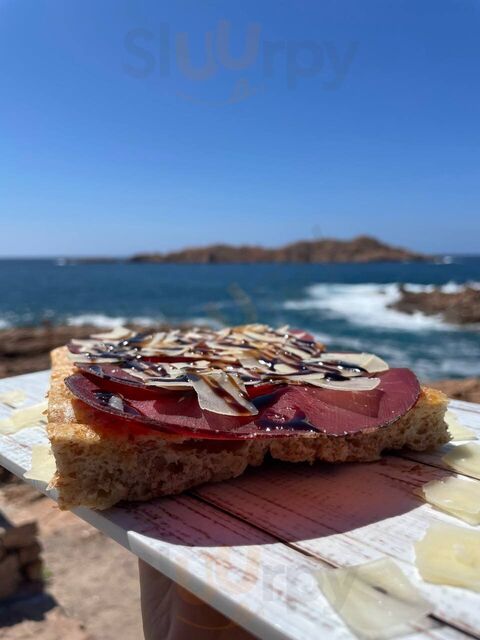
top-left (0, 324), bottom-right (166, 378)
top-left (428, 378), bottom-right (480, 404)
top-left (0, 325), bottom-right (99, 378)
top-left (131, 235), bottom-right (428, 264)
top-left (390, 286), bottom-right (480, 325)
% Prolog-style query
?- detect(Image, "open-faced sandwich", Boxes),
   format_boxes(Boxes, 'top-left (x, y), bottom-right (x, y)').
top-left (47, 324), bottom-right (449, 510)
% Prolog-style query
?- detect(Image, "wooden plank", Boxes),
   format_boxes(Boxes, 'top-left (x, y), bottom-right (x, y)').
top-left (0, 370), bottom-right (478, 640)
top-left (0, 370), bottom-right (49, 418)
top-left (190, 402), bottom-right (480, 634)
top-left (448, 405), bottom-right (480, 433)
top-left (449, 399), bottom-right (480, 416)
top-left (193, 455), bottom-right (480, 638)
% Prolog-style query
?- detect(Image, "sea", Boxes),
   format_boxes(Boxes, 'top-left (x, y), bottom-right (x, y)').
top-left (1, 258), bottom-right (479, 381)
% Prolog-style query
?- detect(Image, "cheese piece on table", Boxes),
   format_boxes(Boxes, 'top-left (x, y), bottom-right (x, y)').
top-left (24, 444), bottom-right (56, 484)
top-left (0, 389), bottom-right (26, 408)
top-left (316, 558), bottom-right (432, 639)
top-left (0, 401), bottom-right (48, 434)
top-left (443, 444), bottom-right (480, 480)
top-left (445, 411), bottom-right (477, 442)
top-left (415, 523), bottom-right (480, 592)
top-left (417, 476), bottom-right (480, 525)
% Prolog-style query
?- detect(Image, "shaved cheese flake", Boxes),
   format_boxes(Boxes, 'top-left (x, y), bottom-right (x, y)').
top-left (316, 558), bottom-right (432, 639)
top-left (126, 364), bottom-right (192, 390)
top-left (0, 389), bottom-right (26, 408)
top-left (415, 522), bottom-right (480, 592)
top-left (11, 400), bottom-right (48, 428)
top-left (443, 444), bottom-right (480, 480)
top-left (319, 352), bottom-right (389, 373)
top-left (283, 344), bottom-right (315, 359)
top-left (311, 377), bottom-right (381, 392)
top-left (142, 346), bottom-right (189, 358)
top-left (277, 324), bottom-right (290, 334)
top-left (273, 363), bottom-right (303, 375)
top-left (0, 417), bottom-right (15, 434)
top-left (417, 476), bottom-right (480, 525)
top-left (90, 326), bottom-right (133, 340)
top-left (187, 371), bottom-right (258, 416)
top-left (69, 353), bottom-right (119, 364)
top-left (144, 379), bottom-right (192, 390)
top-left (239, 356), bottom-right (267, 371)
top-left (24, 444), bottom-right (56, 484)
top-left (69, 338), bottom-right (106, 351)
top-left (0, 401), bottom-right (48, 434)
top-left (445, 411), bottom-right (477, 441)
top-left (272, 371), bottom-right (381, 391)
top-left (142, 331), bottom-right (167, 348)
top-left (242, 329), bottom-right (285, 344)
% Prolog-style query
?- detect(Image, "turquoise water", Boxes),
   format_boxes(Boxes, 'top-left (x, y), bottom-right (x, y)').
top-left (1, 258), bottom-right (479, 380)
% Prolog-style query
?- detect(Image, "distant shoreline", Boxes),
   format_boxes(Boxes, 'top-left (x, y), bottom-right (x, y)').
top-left (0, 235), bottom-right (432, 264)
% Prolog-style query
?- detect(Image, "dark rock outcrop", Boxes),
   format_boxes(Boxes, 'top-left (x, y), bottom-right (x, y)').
top-left (391, 287), bottom-right (480, 325)
top-left (427, 377), bottom-right (480, 404)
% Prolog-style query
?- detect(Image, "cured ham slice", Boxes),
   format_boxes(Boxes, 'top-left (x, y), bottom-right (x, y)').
top-left (65, 367), bottom-right (420, 440)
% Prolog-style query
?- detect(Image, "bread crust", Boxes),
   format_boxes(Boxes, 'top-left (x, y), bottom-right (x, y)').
top-left (47, 347), bottom-right (450, 510)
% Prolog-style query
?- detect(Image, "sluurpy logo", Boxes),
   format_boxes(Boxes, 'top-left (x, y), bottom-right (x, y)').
top-left (123, 20), bottom-right (358, 105)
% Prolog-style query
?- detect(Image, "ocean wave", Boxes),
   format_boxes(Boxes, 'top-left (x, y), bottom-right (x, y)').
top-left (66, 313), bottom-right (165, 328)
top-left (436, 358), bottom-right (480, 379)
top-left (283, 282), bottom-right (458, 331)
top-left (308, 330), bottom-right (479, 379)
top-left (183, 316), bottom-right (225, 329)
top-left (402, 281), bottom-right (480, 293)
top-left (0, 311), bottom-right (38, 328)
top-left (65, 313), bottom-right (225, 329)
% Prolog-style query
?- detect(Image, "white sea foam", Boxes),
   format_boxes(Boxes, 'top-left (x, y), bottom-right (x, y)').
top-left (65, 313), bottom-right (226, 329)
top-left (184, 317), bottom-right (225, 329)
top-left (0, 318), bottom-right (11, 329)
top-left (66, 314), bottom-right (165, 328)
top-left (283, 282), bottom-right (461, 331)
top-left (67, 314), bottom-right (130, 328)
top-left (436, 359), bottom-right (480, 378)
top-left (403, 281), bottom-right (480, 294)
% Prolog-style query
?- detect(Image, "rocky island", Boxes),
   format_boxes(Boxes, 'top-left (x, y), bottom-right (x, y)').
top-left (131, 235), bottom-right (428, 264)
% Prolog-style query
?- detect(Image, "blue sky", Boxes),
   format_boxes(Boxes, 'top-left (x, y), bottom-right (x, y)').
top-left (1, 0), bottom-right (479, 256)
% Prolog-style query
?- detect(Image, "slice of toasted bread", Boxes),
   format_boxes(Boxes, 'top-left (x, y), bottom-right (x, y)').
top-left (47, 347), bottom-right (449, 510)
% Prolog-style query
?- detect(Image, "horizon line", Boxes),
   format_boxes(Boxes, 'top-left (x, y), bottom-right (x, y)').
top-left (1, 252), bottom-right (479, 260)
